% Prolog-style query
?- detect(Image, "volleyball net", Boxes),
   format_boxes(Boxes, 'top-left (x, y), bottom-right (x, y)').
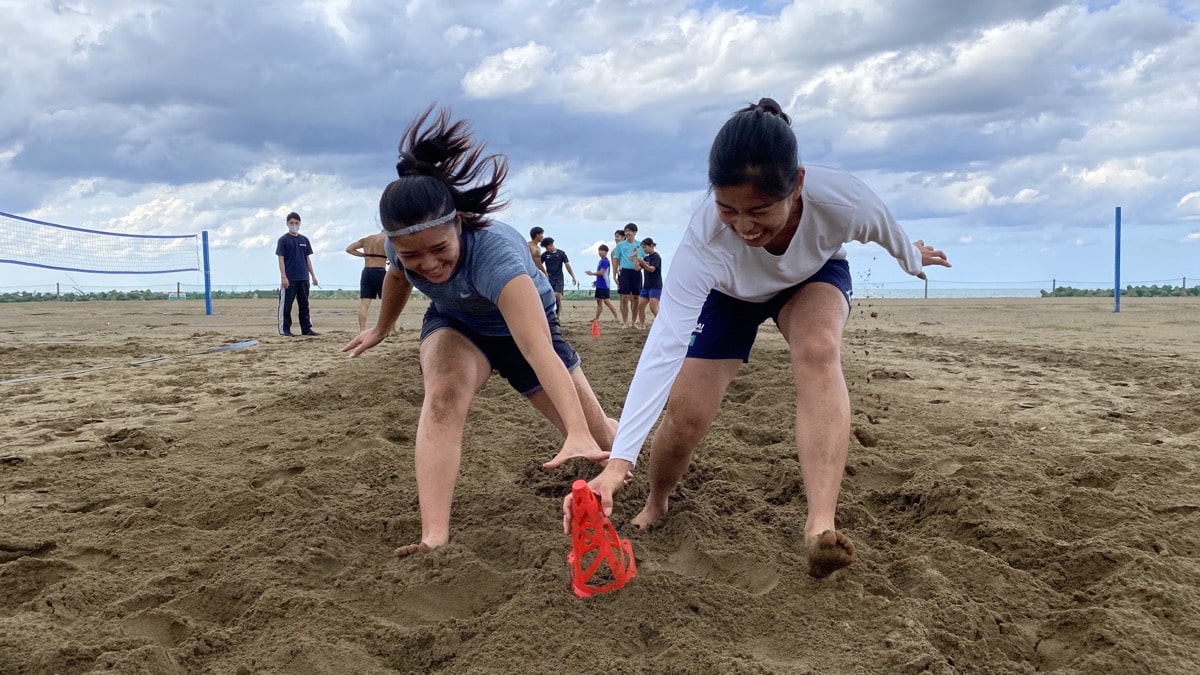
top-left (0, 210), bottom-right (213, 314)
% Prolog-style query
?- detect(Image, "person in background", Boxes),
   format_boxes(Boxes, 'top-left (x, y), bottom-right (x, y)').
top-left (540, 237), bottom-right (577, 318)
top-left (567, 98), bottom-right (950, 579)
top-left (275, 211), bottom-right (319, 337)
top-left (345, 230), bottom-right (400, 335)
top-left (612, 223), bottom-right (643, 328)
top-left (608, 229), bottom-right (624, 279)
top-left (634, 237), bottom-right (663, 328)
top-left (587, 244), bottom-right (621, 326)
top-left (528, 226), bottom-right (549, 276)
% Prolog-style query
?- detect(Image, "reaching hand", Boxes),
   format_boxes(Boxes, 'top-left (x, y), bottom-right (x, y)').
top-left (913, 240), bottom-right (951, 280)
top-left (561, 460), bottom-right (631, 533)
top-left (342, 327), bottom-right (388, 358)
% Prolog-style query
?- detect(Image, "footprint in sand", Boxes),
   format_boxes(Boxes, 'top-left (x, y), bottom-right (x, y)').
top-left (121, 611), bottom-right (192, 648)
top-left (249, 466), bottom-right (305, 489)
top-left (659, 540), bottom-right (779, 595)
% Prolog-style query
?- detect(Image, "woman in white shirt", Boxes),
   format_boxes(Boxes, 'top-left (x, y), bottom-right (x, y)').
top-left (568, 97), bottom-right (950, 578)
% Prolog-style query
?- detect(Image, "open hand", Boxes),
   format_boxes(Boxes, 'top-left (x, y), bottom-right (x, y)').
top-left (913, 240), bottom-right (951, 280)
top-left (342, 327), bottom-right (388, 358)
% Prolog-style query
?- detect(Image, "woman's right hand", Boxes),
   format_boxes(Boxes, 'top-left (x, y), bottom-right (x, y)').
top-left (561, 459), bottom-right (631, 534)
top-left (342, 326), bottom-right (389, 358)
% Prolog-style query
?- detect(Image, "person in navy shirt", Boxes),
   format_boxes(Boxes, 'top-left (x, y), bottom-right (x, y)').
top-left (343, 105), bottom-right (617, 558)
top-left (274, 212), bottom-right (319, 336)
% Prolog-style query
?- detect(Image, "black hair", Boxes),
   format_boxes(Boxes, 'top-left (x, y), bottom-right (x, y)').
top-left (598, 244), bottom-right (609, 252)
top-left (708, 97), bottom-right (800, 200)
top-left (286, 212), bottom-right (301, 222)
top-left (623, 223), bottom-right (638, 233)
top-left (530, 226), bottom-right (544, 239)
top-left (380, 104), bottom-right (508, 234)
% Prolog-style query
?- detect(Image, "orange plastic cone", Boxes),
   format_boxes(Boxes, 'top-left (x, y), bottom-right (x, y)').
top-left (591, 320), bottom-right (601, 338)
top-left (567, 479), bottom-right (636, 598)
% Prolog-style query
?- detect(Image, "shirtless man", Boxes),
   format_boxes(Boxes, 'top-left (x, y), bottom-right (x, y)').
top-left (345, 231), bottom-right (400, 334)
top-left (528, 227), bottom-right (549, 276)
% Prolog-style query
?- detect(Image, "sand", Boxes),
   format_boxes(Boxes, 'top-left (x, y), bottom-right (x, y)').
top-left (1, 296), bottom-right (1198, 674)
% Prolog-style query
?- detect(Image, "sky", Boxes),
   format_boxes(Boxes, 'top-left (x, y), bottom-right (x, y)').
top-left (1, 0), bottom-right (1198, 295)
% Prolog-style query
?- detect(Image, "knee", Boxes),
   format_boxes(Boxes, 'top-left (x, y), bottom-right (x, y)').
top-left (422, 378), bottom-right (472, 424)
top-left (662, 398), bottom-right (717, 441)
top-left (790, 332), bottom-right (842, 372)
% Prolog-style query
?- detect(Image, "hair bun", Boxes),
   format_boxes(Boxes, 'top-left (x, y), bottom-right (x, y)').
top-left (396, 153), bottom-right (415, 177)
top-left (755, 97), bottom-right (791, 124)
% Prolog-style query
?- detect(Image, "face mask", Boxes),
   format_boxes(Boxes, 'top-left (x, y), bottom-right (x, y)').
top-left (288, 224), bottom-right (300, 234)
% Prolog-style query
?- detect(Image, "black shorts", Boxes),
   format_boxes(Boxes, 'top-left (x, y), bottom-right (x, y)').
top-left (360, 267), bottom-right (386, 299)
top-left (687, 258), bottom-right (852, 362)
top-left (594, 287), bottom-right (611, 300)
top-left (419, 306), bottom-right (581, 397)
top-left (617, 268), bottom-right (642, 295)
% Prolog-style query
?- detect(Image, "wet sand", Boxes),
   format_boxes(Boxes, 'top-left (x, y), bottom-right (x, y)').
top-left (2, 296), bottom-right (1198, 674)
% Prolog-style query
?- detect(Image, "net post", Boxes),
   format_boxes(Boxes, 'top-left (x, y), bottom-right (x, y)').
top-left (1113, 207), bottom-right (1121, 314)
top-left (202, 231), bottom-right (213, 315)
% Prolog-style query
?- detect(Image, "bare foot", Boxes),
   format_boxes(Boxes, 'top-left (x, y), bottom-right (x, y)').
top-left (805, 530), bottom-right (854, 578)
top-left (394, 541), bottom-right (435, 558)
top-left (630, 499), bottom-right (669, 531)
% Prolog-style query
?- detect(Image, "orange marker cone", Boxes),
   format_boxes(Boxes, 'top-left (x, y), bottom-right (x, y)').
top-left (567, 479), bottom-right (636, 598)
top-left (591, 320), bottom-right (601, 338)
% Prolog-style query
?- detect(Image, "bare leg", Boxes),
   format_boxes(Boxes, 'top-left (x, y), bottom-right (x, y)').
top-left (635, 297), bottom-right (648, 329)
top-left (400, 329), bottom-right (491, 556)
top-left (631, 357), bottom-right (742, 529)
top-left (778, 283), bottom-right (854, 577)
top-left (619, 294), bottom-right (631, 327)
top-left (528, 367), bottom-right (617, 451)
top-left (358, 298), bottom-right (371, 332)
top-left (604, 299), bottom-right (620, 323)
top-left (592, 301), bottom-right (603, 323)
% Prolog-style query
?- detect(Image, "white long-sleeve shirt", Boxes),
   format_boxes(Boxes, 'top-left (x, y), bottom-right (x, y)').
top-left (609, 164), bottom-right (924, 465)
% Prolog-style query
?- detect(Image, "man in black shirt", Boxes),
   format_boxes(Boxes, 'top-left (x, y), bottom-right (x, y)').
top-left (540, 237), bottom-right (577, 318)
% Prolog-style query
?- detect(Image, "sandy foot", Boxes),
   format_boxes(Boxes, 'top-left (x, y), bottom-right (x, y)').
top-left (805, 530), bottom-right (854, 578)
top-left (394, 542), bottom-right (436, 558)
top-left (630, 499), bottom-right (669, 531)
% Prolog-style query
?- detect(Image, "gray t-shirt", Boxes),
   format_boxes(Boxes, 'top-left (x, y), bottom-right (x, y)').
top-left (386, 220), bottom-right (556, 336)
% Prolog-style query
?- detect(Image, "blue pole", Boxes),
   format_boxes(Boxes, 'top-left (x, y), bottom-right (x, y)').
top-left (202, 230), bottom-right (213, 315)
top-left (1113, 207), bottom-right (1121, 313)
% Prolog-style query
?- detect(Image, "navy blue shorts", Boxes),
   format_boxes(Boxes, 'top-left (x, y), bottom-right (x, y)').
top-left (594, 287), bottom-right (611, 300)
top-left (419, 305), bottom-right (581, 396)
top-left (360, 267), bottom-right (386, 299)
top-left (687, 258), bottom-right (852, 362)
top-left (639, 287), bottom-right (662, 299)
top-left (618, 268), bottom-right (642, 295)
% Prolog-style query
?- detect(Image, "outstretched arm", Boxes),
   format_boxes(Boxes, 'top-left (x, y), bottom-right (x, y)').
top-left (343, 266), bottom-right (412, 357)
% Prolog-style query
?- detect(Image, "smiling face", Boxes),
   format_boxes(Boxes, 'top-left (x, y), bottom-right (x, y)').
top-left (390, 220), bottom-right (461, 284)
top-left (713, 169), bottom-right (805, 251)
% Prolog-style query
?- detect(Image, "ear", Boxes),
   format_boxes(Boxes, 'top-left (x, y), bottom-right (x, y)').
top-left (793, 167), bottom-right (806, 197)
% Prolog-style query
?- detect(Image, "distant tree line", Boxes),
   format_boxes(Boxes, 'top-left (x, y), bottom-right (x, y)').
top-left (1041, 285), bottom-right (1199, 297)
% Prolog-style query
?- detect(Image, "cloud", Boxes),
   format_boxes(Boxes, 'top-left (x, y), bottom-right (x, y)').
top-left (3, 0), bottom-right (1198, 289)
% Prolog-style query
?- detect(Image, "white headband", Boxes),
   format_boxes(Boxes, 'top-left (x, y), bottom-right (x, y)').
top-left (386, 210), bottom-right (457, 237)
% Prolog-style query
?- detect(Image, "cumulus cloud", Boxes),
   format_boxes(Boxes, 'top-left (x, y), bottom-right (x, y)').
top-left (2, 0), bottom-right (1198, 289)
